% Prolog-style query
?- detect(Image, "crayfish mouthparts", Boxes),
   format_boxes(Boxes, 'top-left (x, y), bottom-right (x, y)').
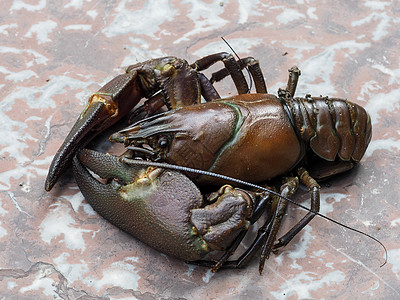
top-left (109, 131), bottom-right (128, 143)
top-left (125, 146), bottom-right (156, 158)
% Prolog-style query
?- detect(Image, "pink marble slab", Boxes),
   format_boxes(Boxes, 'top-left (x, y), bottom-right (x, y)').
top-left (1, 0), bottom-right (399, 299)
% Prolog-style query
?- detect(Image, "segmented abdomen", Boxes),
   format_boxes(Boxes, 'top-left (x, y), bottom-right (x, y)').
top-left (285, 96), bottom-right (372, 162)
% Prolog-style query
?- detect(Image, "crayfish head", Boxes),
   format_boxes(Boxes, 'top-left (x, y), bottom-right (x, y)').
top-left (110, 102), bottom-right (237, 176)
top-left (128, 133), bottom-right (174, 162)
top-left (109, 110), bottom-right (188, 163)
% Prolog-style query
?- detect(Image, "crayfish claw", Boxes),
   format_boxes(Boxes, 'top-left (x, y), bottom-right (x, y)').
top-left (73, 149), bottom-right (213, 262)
top-left (45, 71), bottom-right (142, 191)
top-left (45, 101), bottom-right (105, 191)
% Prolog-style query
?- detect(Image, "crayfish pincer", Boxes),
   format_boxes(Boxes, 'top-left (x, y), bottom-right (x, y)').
top-left (46, 52), bottom-right (381, 273)
top-left (72, 148), bottom-right (261, 262)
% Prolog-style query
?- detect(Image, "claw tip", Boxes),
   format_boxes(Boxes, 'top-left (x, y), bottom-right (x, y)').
top-left (44, 178), bottom-right (54, 192)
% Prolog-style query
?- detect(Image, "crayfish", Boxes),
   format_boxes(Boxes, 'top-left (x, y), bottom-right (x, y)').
top-left (45, 52), bottom-right (374, 273)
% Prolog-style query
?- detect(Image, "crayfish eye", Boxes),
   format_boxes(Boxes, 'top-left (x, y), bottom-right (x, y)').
top-left (157, 136), bottom-right (169, 148)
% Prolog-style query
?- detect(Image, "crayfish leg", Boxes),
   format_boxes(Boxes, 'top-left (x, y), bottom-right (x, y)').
top-left (128, 93), bottom-right (167, 124)
top-left (273, 167), bottom-right (320, 251)
top-left (191, 177), bottom-right (298, 273)
top-left (285, 66), bottom-right (301, 98)
top-left (191, 52), bottom-right (249, 94)
top-left (258, 176), bottom-right (299, 274)
top-left (208, 56), bottom-right (267, 94)
top-left (197, 72), bottom-right (220, 101)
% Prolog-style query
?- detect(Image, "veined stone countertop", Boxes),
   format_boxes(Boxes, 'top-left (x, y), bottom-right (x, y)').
top-left (0, 1), bottom-right (399, 299)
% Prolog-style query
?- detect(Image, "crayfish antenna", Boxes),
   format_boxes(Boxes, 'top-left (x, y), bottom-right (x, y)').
top-left (121, 159), bottom-right (388, 269)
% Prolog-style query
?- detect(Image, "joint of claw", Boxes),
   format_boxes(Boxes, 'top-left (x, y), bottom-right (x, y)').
top-left (88, 94), bottom-right (118, 117)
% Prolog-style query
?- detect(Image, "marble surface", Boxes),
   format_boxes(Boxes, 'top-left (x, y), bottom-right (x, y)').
top-left (1, 0), bottom-right (400, 299)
